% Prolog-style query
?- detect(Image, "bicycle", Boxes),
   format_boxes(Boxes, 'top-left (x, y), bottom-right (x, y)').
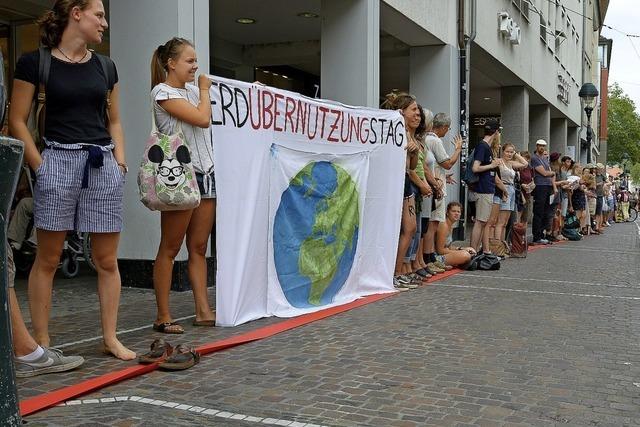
top-left (627, 206), bottom-right (638, 222)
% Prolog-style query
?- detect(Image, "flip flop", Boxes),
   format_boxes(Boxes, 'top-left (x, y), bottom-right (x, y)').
top-left (152, 322), bottom-right (184, 334)
top-left (138, 338), bottom-right (173, 364)
top-left (158, 344), bottom-right (200, 371)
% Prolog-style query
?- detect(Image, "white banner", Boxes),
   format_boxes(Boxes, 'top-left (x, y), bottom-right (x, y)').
top-left (210, 77), bottom-right (407, 326)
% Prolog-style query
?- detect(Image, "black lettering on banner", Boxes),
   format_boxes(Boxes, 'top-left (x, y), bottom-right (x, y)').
top-left (234, 87), bottom-right (249, 128)
top-left (219, 83), bottom-right (236, 127)
top-left (377, 119), bottom-right (387, 144)
top-left (210, 82), bottom-right (222, 125)
top-left (359, 118), bottom-right (369, 144)
top-left (369, 118), bottom-right (378, 143)
top-left (394, 121), bottom-right (405, 147)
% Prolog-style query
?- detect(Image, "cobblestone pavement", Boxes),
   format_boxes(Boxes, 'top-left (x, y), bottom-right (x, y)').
top-left (15, 221), bottom-right (640, 426)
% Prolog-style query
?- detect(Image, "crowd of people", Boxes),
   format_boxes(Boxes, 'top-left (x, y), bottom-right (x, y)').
top-left (382, 92), bottom-right (636, 291)
top-left (2, 0), bottom-right (637, 380)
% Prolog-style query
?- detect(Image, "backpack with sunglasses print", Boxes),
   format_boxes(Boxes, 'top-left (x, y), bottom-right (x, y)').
top-left (138, 114), bottom-right (200, 211)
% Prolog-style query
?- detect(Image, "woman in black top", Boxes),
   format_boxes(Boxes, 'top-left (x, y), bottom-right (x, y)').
top-left (8, 0), bottom-right (135, 360)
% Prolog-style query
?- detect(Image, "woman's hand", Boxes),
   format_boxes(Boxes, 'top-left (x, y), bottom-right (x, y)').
top-left (501, 193), bottom-right (508, 202)
top-left (407, 138), bottom-right (420, 154)
top-left (421, 182), bottom-right (433, 197)
top-left (446, 173), bottom-right (456, 185)
top-left (198, 74), bottom-right (212, 90)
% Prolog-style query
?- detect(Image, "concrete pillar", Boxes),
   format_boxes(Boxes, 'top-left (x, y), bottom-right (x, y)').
top-left (110, 0), bottom-right (210, 288)
top-left (550, 118), bottom-right (568, 156)
top-left (500, 86), bottom-right (529, 152)
top-left (321, 0), bottom-right (379, 107)
top-left (529, 105), bottom-right (551, 153)
top-left (567, 126), bottom-right (579, 161)
top-left (409, 44), bottom-right (460, 203)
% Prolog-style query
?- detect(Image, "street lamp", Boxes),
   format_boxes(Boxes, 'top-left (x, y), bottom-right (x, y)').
top-left (579, 82), bottom-right (599, 163)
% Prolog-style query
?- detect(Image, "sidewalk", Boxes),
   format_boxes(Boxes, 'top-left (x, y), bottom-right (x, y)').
top-left (15, 220), bottom-right (640, 426)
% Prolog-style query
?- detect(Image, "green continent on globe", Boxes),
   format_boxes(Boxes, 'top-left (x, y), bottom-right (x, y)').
top-left (298, 163), bottom-right (359, 305)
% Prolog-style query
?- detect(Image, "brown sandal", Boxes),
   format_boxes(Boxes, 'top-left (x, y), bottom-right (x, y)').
top-left (192, 319), bottom-right (215, 327)
top-left (152, 321), bottom-right (184, 334)
top-left (138, 338), bottom-right (173, 364)
top-left (158, 344), bottom-right (200, 371)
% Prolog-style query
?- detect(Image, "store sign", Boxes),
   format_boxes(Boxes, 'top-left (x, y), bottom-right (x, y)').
top-left (471, 116), bottom-right (501, 128)
top-left (557, 72), bottom-right (571, 105)
top-left (209, 76), bottom-right (405, 326)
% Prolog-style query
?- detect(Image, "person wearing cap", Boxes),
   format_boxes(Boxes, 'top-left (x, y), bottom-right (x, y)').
top-left (470, 119), bottom-right (503, 253)
top-left (594, 163), bottom-right (606, 233)
top-left (530, 140), bottom-right (557, 244)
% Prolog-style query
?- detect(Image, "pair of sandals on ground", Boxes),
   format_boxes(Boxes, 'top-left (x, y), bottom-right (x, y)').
top-left (138, 338), bottom-right (200, 371)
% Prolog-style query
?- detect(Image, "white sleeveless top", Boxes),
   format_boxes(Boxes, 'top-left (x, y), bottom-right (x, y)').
top-left (499, 163), bottom-right (516, 184)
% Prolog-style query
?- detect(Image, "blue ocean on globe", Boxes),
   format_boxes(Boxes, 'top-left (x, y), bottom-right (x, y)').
top-left (273, 161), bottom-right (360, 308)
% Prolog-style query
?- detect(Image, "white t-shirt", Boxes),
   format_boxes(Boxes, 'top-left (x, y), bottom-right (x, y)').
top-left (424, 133), bottom-right (451, 197)
top-left (151, 83), bottom-right (214, 175)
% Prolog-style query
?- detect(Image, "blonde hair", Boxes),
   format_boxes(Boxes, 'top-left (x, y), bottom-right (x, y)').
top-left (150, 37), bottom-right (193, 89)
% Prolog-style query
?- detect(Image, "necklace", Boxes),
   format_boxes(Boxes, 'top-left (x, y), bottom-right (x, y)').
top-left (57, 47), bottom-right (89, 63)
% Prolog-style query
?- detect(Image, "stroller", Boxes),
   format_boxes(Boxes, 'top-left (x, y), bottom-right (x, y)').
top-left (10, 167), bottom-right (96, 279)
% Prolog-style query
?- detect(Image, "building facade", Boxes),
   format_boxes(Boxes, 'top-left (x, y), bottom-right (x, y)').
top-left (1, 0), bottom-right (610, 287)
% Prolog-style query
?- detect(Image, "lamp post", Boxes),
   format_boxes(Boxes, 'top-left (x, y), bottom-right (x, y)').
top-left (578, 83), bottom-right (599, 164)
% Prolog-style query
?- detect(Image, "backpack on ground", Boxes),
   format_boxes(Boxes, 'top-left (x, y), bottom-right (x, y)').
top-left (564, 213), bottom-right (580, 230)
top-left (510, 221), bottom-right (528, 258)
top-left (462, 148), bottom-right (478, 188)
top-left (562, 227), bottom-right (582, 241)
top-left (465, 253), bottom-right (501, 271)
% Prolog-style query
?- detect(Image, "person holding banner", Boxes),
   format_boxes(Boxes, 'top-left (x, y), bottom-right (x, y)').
top-left (149, 37), bottom-right (216, 333)
top-left (381, 92), bottom-right (422, 290)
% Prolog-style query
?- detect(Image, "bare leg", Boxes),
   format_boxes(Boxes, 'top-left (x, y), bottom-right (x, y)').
top-left (90, 232), bottom-right (135, 361)
top-left (28, 229), bottom-right (67, 347)
top-left (185, 199), bottom-right (216, 323)
top-left (424, 220), bottom-right (439, 259)
top-left (9, 288), bottom-right (38, 357)
top-left (153, 209), bottom-right (193, 325)
top-left (443, 250), bottom-right (472, 267)
top-left (394, 197), bottom-right (417, 275)
top-left (470, 220), bottom-right (485, 253)
top-left (495, 211), bottom-right (511, 241)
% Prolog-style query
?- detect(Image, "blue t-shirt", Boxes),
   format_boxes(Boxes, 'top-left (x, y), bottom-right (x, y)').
top-left (531, 153), bottom-right (553, 186)
top-left (473, 140), bottom-right (495, 194)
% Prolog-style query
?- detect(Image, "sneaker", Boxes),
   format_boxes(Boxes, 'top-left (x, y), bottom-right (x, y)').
top-left (15, 348), bottom-right (85, 378)
top-left (533, 239), bottom-right (549, 245)
top-left (393, 276), bottom-right (410, 291)
top-left (426, 263), bottom-right (445, 274)
top-left (433, 261), bottom-right (453, 271)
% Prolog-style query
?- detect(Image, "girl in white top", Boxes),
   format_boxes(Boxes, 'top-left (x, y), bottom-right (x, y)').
top-left (149, 37), bottom-right (215, 333)
top-left (494, 143), bottom-right (528, 241)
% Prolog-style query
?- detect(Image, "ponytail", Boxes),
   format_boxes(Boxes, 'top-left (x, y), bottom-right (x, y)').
top-left (150, 37), bottom-right (193, 89)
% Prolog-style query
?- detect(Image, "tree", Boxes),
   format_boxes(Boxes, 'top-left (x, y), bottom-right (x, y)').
top-left (630, 162), bottom-right (640, 187)
top-left (607, 83), bottom-right (640, 165)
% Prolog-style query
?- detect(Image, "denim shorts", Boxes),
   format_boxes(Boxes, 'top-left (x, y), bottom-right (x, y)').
top-left (34, 142), bottom-right (124, 233)
top-left (196, 171), bottom-right (216, 199)
top-left (493, 184), bottom-right (516, 211)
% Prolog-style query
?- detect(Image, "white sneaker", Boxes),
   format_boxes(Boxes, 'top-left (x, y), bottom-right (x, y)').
top-left (15, 348), bottom-right (84, 378)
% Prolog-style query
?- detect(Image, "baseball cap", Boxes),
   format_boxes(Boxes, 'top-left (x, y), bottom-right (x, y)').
top-left (550, 152), bottom-right (560, 162)
top-left (596, 162), bottom-right (605, 169)
top-left (535, 139), bottom-right (547, 146)
top-left (585, 163), bottom-right (595, 169)
top-left (484, 119), bottom-right (502, 134)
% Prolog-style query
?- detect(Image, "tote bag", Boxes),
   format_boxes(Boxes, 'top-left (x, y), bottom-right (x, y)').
top-left (138, 114), bottom-right (201, 211)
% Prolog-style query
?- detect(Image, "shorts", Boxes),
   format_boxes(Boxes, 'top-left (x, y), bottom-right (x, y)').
top-left (196, 171), bottom-right (216, 199)
top-left (476, 193), bottom-right (494, 222)
top-left (430, 197), bottom-right (446, 223)
top-left (561, 197), bottom-right (569, 217)
top-left (6, 243), bottom-right (15, 288)
top-left (595, 196), bottom-right (603, 215)
top-left (493, 185), bottom-right (516, 211)
top-left (421, 195), bottom-right (432, 219)
top-left (588, 197), bottom-right (596, 216)
top-left (34, 144), bottom-right (124, 233)
top-left (403, 175), bottom-right (412, 199)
